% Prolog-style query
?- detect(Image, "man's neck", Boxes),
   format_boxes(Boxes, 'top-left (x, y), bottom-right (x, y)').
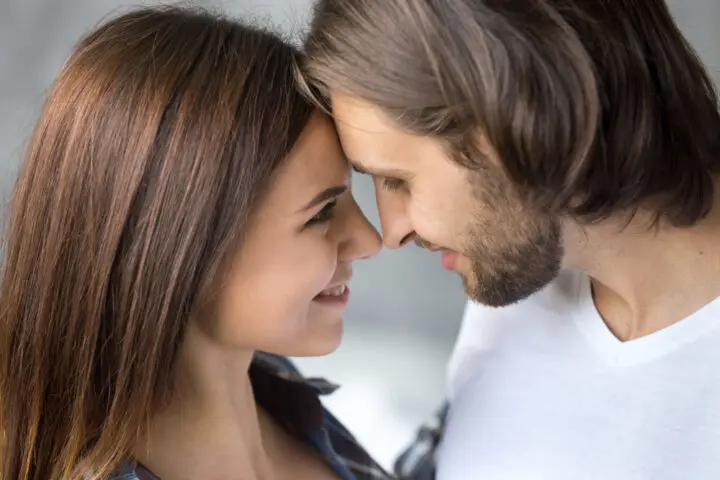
top-left (565, 205), bottom-right (720, 341)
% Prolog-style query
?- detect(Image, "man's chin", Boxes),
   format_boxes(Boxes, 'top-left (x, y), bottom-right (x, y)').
top-left (463, 282), bottom-right (519, 308)
top-left (461, 272), bottom-right (556, 308)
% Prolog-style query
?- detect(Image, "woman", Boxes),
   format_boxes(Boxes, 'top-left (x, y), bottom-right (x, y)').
top-left (0, 6), bottom-right (388, 480)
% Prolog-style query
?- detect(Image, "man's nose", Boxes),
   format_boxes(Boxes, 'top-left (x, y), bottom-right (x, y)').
top-left (376, 189), bottom-right (413, 249)
top-left (338, 202), bottom-right (382, 261)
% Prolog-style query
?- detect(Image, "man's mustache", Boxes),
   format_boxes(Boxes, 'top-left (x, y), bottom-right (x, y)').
top-left (414, 236), bottom-right (434, 250)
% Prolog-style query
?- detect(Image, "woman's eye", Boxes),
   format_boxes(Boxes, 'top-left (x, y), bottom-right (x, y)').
top-left (307, 200), bottom-right (338, 226)
top-left (382, 177), bottom-right (405, 190)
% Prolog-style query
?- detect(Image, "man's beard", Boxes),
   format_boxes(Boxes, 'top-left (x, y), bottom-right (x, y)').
top-left (463, 218), bottom-right (563, 307)
top-left (416, 218), bottom-right (563, 307)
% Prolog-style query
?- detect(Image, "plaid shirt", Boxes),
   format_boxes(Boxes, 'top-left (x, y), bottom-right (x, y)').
top-left (392, 403), bottom-right (448, 480)
top-left (108, 352), bottom-right (391, 480)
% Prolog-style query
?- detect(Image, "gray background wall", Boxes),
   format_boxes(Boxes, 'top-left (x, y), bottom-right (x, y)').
top-left (1, 0), bottom-right (718, 469)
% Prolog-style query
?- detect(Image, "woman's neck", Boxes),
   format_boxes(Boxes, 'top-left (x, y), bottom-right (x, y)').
top-left (135, 322), bottom-right (273, 480)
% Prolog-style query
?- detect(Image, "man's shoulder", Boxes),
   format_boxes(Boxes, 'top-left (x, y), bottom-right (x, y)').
top-left (396, 271), bottom-right (588, 479)
top-left (448, 270), bottom-right (585, 387)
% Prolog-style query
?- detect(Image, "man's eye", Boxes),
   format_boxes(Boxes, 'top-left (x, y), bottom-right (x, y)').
top-left (382, 178), bottom-right (405, 190)
top-left (307, 200), bottom-right (337, 225)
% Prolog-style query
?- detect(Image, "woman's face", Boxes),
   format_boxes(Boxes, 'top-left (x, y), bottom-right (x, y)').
top-left (210, 113), bottom-right (381, 356)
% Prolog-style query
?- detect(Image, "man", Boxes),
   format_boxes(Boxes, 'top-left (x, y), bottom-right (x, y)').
top-left (301, 1), bottom-right (720, 479)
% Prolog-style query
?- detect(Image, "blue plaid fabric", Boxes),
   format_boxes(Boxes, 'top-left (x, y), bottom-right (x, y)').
top-left (392, 404), bottom-right (448, 480)
top-left (108, 352), bottom-right (391, 480)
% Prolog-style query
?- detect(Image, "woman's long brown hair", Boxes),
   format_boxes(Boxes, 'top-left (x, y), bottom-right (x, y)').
top-left (0, 6), bottom-right (313, 479)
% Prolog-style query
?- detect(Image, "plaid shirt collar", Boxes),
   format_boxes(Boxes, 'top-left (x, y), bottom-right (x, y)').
top-left (110, 352), bottom-right (391, 480)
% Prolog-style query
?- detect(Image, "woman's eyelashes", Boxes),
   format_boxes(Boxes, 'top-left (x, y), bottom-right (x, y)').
top-left (306, 199), bottom-right (338, 226)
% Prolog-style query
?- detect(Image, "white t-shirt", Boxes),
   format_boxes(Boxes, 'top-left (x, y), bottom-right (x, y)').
top-left (437, 269), bottom-right (720, 480)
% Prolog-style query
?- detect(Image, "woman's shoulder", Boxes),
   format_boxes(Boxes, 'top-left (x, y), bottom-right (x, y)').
top-left (106, 354), bottom-right (390, 480)
top-left (250, 352), bottom-right (391, 479)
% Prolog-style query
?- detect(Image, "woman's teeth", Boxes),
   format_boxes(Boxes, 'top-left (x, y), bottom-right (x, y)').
top-left (319, 285), bottom-right (346, 297)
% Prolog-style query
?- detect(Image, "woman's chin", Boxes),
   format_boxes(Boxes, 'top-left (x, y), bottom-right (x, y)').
top-left (285, 319), bottom-right (345, 358)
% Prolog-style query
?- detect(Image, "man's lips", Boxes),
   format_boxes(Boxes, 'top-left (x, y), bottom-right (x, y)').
top-left (425, 246), bottom-right (459, 270)
top-left (441, 250), bottom-right (458, 270)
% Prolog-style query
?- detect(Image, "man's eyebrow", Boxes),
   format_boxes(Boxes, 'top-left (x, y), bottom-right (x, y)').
top-left (348, 158), bottom-right (410, 178)
top-left (299, 185), bottom-right (347, 212)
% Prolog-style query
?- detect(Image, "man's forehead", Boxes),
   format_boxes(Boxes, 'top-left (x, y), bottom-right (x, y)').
top-left (330, 93), bottom-right (397, 135)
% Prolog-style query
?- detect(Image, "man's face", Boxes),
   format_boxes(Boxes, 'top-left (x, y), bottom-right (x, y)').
top-left (332, 94), bottom-right (564, 307)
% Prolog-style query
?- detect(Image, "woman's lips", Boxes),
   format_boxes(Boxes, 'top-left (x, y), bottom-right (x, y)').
top-left (313, 284), bottom-right (350, 307)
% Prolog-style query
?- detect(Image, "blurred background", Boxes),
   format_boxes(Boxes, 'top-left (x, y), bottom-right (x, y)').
top-left (1, 0), bottom-right (718, 470)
